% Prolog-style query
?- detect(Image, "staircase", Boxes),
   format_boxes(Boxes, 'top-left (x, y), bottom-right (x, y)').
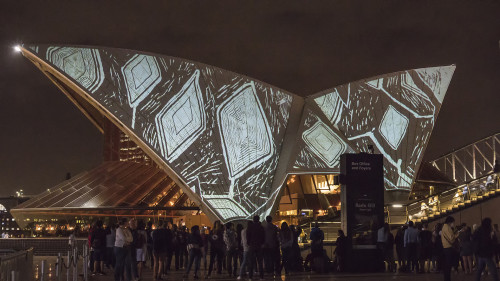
top-left (387, 173), bottom-right (500, 225)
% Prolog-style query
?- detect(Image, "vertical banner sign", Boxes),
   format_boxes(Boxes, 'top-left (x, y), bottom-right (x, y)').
top-left (340, 153), bottom-right (384, 248)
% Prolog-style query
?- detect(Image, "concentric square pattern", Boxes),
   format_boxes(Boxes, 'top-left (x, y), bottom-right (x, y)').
top-left (156, 70), bottom-right (206, 161)
top-left (379, 105), bottom-right (409, 150)
top-left (302, 121), bottom-right (347, 168)
top-left (217, 83), bottom-right (274, 179)
top-left (122, 54), bottom-right (161, 107)
top-left (46, 47), bottom-right (104, 93)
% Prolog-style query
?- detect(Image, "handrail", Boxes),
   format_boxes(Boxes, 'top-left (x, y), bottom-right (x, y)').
top-left (386, 172), bottom-right (499, 224)
top-left (0, 247), bottom-right (34, 281)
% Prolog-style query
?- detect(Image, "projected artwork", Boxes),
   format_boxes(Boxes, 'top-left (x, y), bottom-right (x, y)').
top-left (292, 107), bottom-right (355, 172)
top-left (46, 47), bottom-right (104, 93)
top-left (217, 82), bottom-right (274, 180)
top-left (155, 70), bottom-right (205, 161)
top-left (22, 44), bottom-right (455, 222)
top-left (122, 54), bottom-right (162, 128)
top-left (311, 67), bottom-right (454, 189)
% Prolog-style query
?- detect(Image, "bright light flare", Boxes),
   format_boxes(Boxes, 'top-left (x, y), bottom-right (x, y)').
top-left (14, 45), bottom-right (22, 53)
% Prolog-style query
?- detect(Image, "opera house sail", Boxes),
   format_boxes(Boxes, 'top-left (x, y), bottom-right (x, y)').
top-left (15, 45), bottom-right (455, 223)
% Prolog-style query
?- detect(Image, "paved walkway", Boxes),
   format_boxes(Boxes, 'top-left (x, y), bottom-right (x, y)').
top-left (34, 257), bottom-right (488, 281)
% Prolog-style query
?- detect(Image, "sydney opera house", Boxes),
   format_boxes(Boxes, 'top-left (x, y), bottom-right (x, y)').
top-left (11, 45), bottom-right (455, 230)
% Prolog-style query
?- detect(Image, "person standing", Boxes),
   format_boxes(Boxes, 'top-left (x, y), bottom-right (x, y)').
top-left (146, 221), bottom-right (154, 269)
top-left (206, 221), bottom-right (225, 278)
top-left (431, 223), bottom-right (444, 272)
top-left (377, 223), bottom-right (389, 271)
top-left (386, 228), bottom-right (396, 272)
top-left (236, 224), bottom-right (244, 268)
top-left (310, 222), bottom-right (324, 258)
top-left (442, 216), bottom-right (462, 281)
top-left (237, 221), bottom-right (251, 280)
top-left (247, 216), bottom-right (265, 280)
top-left (152, 220), bottom-right (167, 281)
top-left (224, 222), bottom-right (239, 277)
top-left (459, 226), bottom-right (473, 274)
top-left (185, 225), bottom-right (204, 279)
top-left (162, 221), bottom-right (174, 275)
top-left (279, 222), bottom-right (293, 275)
top-left (395, 226), bottom-right (407, 271)
top-left (334, 229), bottom-right (348, 272)
top-left (114, 218), bottom-right (133, 281)
top-left (135, 220), bottom-right (148, 280)
top-left (105, 224), bottom-right (116, 270)
top-left (90, 220), bottom-right (107, 275)
top-left (404, 221), bottom-right (419, 273)
top-left (419, 223), bottom-right (433, 273)
top-left (262, 216), bottom-right (280, 276)
top-left (128, 219), bottom-right (139, 280)
top-left (473, 218), bottom-right (499, 281)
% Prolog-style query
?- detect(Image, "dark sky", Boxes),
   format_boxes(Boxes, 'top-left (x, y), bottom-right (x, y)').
top-left (1, 1), bottom-right (499, 197)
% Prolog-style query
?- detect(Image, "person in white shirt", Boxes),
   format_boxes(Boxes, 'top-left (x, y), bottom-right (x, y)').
top-left (237, 221), bottom-right (252, 280)
top-left (114, 218), bottom-right (133, 281)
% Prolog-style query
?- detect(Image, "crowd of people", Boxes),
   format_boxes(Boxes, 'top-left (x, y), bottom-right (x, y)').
top-left (83, 214), bottom-right (500, 281)
top-left (376, 216), bottom-right (500, 281)
top-left (85, 215), bottom-right (310, 281)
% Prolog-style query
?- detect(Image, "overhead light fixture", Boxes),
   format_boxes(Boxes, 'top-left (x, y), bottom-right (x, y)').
top-left (13, 45), bottom-right (22, 53)
top-left (392, 204), bottom-right (403, 208)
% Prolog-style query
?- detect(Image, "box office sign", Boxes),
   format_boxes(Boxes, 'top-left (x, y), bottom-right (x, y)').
top-left (340, 153), bottom-right (384, 246)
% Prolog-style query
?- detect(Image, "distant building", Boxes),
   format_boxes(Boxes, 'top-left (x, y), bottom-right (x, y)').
top-left (0, 196), bottom-right (30, 237)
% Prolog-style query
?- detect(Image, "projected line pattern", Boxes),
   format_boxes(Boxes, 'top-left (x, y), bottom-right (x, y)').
top-left (302, 121), bottom-right (347, 168)
top-left (217, 82), bottom-right (274, 180)
top-left (313, 67), bottom-right (454, 190)
top-left (46, 47), bottom-right (104, 93)
top-left (292, 107), bottom-right (355, 172)
top-left (122, 54), bottom-right (162, 128)
top-left (26, 44), bottom-right (455, 221)
top-left (155, 70), bottom-right (205, 162)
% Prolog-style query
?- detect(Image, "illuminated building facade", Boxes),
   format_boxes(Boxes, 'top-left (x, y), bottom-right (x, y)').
top-left (13, 45), bottom-right (455, 224)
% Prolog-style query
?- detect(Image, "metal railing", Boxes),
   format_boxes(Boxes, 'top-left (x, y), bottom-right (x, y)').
top-left (431, 133), bottom-right (499, 185)
top-left (0, 247), bottom-right (33, 281)
top-left (34, 243), bottom-right (90, 281)
top-left (386, 173), bottom-right (500, 225)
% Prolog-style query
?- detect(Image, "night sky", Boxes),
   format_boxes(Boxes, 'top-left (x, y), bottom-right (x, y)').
top-left (1, 1), bottom-right (499, 197)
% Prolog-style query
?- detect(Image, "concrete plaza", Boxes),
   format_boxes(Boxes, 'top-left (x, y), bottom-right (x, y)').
top-left (34, 256), bottom-right (487, 281)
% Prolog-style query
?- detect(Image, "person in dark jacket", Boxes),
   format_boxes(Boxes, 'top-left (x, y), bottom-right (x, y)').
top-left (146, 221), bottom-right (154, 269)
top-left (152, 220), bottom-right (167, 280)
top-left (310, 222), bottom-right (324, 258)
top-left (419, 223), bottom-right (433, 273)
top-left (162, 222), bottom-right (174, 275)
top-left (206, 221), bottom-right (225, 278)
top-left (184, 225), bottom-right (204, 279)
top-left (334, 230), bottom-right (348, 272)
top-left (247, 216), bottom-right (265, 280)
top-left (459, 226), bottom-right (473, 274)
top-left (431, 223), bottom-right (443, 273)
top-left (395, 225), bottom-right (406, 271)
top-left (473, 218), bottom-right (499, 281)
top-left (262, 216), bottom-right (280, 276)
top-left (90, 220), bottom-right (107, 275)
top-left (279, 222), bottom-right (293, 275)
